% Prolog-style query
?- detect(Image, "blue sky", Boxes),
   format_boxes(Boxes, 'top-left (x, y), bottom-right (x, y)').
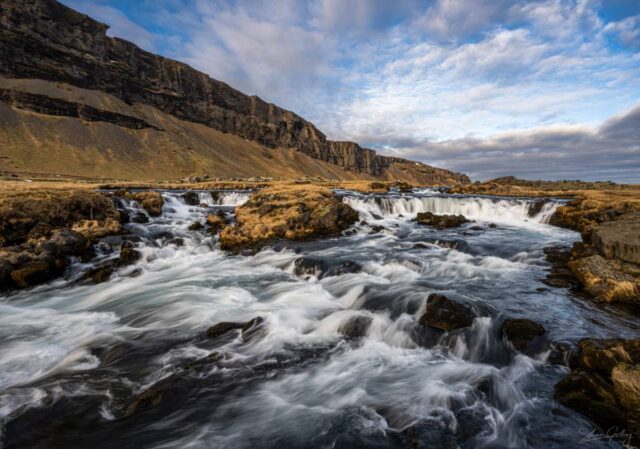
top-left (62, 0), bottom-right (640, 182)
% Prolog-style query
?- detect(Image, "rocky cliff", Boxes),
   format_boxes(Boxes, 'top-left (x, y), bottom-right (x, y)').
top-left (0, 0), bottom-right (469, 184)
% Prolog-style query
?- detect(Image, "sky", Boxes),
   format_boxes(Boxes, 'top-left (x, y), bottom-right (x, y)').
top-left (62, 0), bottom-right (640, 182)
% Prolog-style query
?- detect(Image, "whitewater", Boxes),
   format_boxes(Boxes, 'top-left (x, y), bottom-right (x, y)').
top-left (0, 188), bottom-right (638, 449)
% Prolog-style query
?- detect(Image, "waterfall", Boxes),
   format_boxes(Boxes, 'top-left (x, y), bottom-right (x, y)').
top-left (343, 194), bottom-right (560, 225)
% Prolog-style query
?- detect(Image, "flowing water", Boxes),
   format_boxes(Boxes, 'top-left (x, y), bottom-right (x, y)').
top-left (1, 189), bottom-right (638, 449)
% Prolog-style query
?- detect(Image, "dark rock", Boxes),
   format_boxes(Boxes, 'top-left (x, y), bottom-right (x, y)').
top-left (371, 213), bottom-right (384, 220)
top-left (501, 318), bottom-right (545, 352)
top-left (188, 221), bottom-right (204, 231)
top-left (543, 246), bottom-right (578, 288)
top-left (10, 261), bottom-right (54, 288)
top-left (130, 211), bottom-right (149, 224)
top-left (181, 191), bottom-right (200, 206)
top-left (527, 200), bottom-right (549, 217)
top-left (26, 222), bottom-right (53, 242)
top-left (338, 315), bottom-right (372, 339)
top-left (324, 261), bottom-right (362, 277)
top-left (206, 321), bottom-right (244, 339)
top-left (45, 229), bottom-right (89, 257)
top-left (166, 237), bottom-right (184, 247)
top-left (370, 225), bottom-right (385, 233)
top-left (293, 257), bottom-right (329, 278)
top-left (415, 212), bottom-right (468, 229)
top-left (118, 241), bottom-right (140, 265)
top-left (419, 294), bottom-right (476, 331)
top-left (242, 316), bottom-right (265, 342)
top-left (488, 223), bottom-right (497, 228)
top-left (422, 238), bottom-right (469, 252)
top-left (124, 375), bottom-right (186, 417)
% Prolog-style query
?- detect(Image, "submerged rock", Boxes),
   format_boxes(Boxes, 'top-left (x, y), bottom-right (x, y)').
top-left (119, 241), bottom-right (140, 265)
top-left (501, 318), bottom-right (545, 352)
top-left (555, 338), bottom-right (640, 441)
top-left (205, 316), bottom-right (264, 342)
top-left (419, 294), bottom-right (476, 331)
top-left (293, 257), bottom-right (362, 279)
top-left (338, 315), bottom-right (373, 339)
top-left (188, 221), bottom-right (204, 231)
top-left (206, 321), bottom-right (245, 339)
top-left (415, 212), bottom-right (468, 229)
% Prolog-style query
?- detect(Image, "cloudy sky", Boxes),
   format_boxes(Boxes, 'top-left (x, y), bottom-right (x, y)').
top-left (62, 0), bottom-right (640, 182)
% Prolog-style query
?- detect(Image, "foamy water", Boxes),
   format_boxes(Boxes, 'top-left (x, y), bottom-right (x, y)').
top-left (0, 189), bottom-right (637, 449)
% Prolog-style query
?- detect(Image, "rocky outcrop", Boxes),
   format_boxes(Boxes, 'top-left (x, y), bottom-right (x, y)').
top-left (555, 338), bottom-right (640, 443)
top-left (0, 0), bottom-right (469, 184)
top-left (419, 294), bottom-right (477, 331)
top-left (117, 191), bottom-right (164, 216)
top-left (219, 184), bottom-right (359, 251)
top-left (415, 212), bottom-right (468, 229)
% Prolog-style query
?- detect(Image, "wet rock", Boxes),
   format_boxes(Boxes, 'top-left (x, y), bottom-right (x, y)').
top-left (242, 316), bottom-right (265, 342)
top-left (293, 257), bottom-right (362, 279)
top-left (293, 257), bottom-right (329, 277)
top-left (370, 225), bottom-right (385, 233)
top-left (124, 375), bottom-right (186, 417)
top-left (338, 315), bottom-right (372, 339)
top-left (130, 211), bottom-right (149, 224)
top-left (501, 318), bottom-right (545, 352)
top-left (547, 341), bottom-right (573, 365)
top-left (117, 191), bottom-right (164, 216)
top-left (488, 223), bottom-right (497, 228)
top-left (82, 262), bottom-right (115, 283)
top-left (119, 241), bottom-right (140, 265)
top-left (555, 338), bottom-right (640, 441)
top-left (415, 212), bottom-right (468, 229)
top-left (370, 212), bottom-right (384, 220)
top-left (188, 221), bottom-right (204, 231)
top-left (419, 294), bottom-right (476, 331)
top-left (10, 261), bottom-right (54, 288)
top-left (166, 237), bottom-right (184, 247)
top-left (543, 246), bottom-right (578, 288)
top-left (206, 321), bottom-right (244, 339)
top-left (421, 238), bottom-right (469, 252)
top-left (527, 200), bottom-right (549, 217)
top-left (181, 191), bottom-right (200, 206)
top-left (44, 229), bottom-right (90, 257)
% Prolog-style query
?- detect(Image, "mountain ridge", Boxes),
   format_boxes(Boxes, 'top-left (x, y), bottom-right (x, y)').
top-left (0, 0), bottom-right (469, 184)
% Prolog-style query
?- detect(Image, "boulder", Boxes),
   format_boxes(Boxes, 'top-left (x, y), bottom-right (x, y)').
top-left (10, 261), bottom-right (54, 288)
top-left (338, 315), bottom-right (372, 339)
top-left (501, 318), bottom-right (545, 352)
top-left (181, 191), bottom-right (200, 206)
top-left (206, 321), bottom-right (244, 339)
top-left (188, 221), bottom-right (204, 231)
top-left (555, 338), bottom-right (640, 441)
top-left (44, 229), bottom-right (90, 256)
top-left (419, 294), bottom-right (476, 331)
top-left (119, 241), bottom-right (140, 265)
top-left (593, 218), bottom-right (640, 264)
top-left (219, 185), bottom-right (358, 251)
top-left (415, 212), bottom-right (468, 229)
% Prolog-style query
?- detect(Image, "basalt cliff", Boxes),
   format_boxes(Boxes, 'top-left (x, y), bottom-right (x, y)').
top-left (0, 0), bottom-right (469, 184)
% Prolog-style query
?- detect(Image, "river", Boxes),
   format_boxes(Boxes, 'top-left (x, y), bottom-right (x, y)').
top-left (1, 188), bottom-right (638, 449)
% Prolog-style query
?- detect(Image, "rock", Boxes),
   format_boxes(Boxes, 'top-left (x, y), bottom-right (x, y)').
top-left (25, 222), bottom-right (53, 243)
top-left (71, 219), bottom-right (122, 241)
top-left (206, 213), bottom-right (227, 233)
top-left (43, 229), bottom-right (89, 256)
top-left (527, 200), bottom-right (549, 217)
top-left (130, 211), bottom-right (149, 224)
top-left (415, 212), bottom-right (468, 229)
top-left (117, 191), bottom-right (164, 216)
top-left (501, 318), bottom-right (545, 352)
top-left (124, 375), bottom-right (186, 417)
top-left (569, 254), bottom-right (639, 303)
top-left (241, 317), bottom-right (265, 342)
top-left (219, 185), bottom-right (359, 251)
top-left (338, 315), bottom-right (372, 339)
top-left (419, 294), bottom-right (476, 331)
top-left (543, 246), bottom-right (578, 288)
top-left (293, 257), bottom-right (328, 277)
top-left (10, 261), bottom-right (54, 288)
top-left (593, 219), bottom-right (640, 264)
top-left (421, 238), bottom-right (469, 252)
top-left (181, 191), bottom-right (200, 206)
top-left (82, 263), bottom-right (115, 283)
top-left (119, 241), bottom-right (140, 265)
top-left (188, 221), bottom-right (204, 231)
top-left (293, 257), bottom-right (362, 279)
top-left (555, 338), bottom-right (640, 440)
top-left (370, 225), bottom-right (385, 233)
top-left (166, 237), bottom-right (184, 247)
top-left (206, 321), bottom-right (244, 339)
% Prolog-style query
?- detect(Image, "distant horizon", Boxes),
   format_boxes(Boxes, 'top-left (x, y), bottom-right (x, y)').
top-left (62, 0), bottom-right (640, 183)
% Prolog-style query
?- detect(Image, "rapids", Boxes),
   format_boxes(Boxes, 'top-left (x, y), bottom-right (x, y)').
top-left (0, 188), bottom-right (638, 449)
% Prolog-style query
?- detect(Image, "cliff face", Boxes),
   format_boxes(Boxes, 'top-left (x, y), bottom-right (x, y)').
top-left (0, 0), bottom-right (469, 184)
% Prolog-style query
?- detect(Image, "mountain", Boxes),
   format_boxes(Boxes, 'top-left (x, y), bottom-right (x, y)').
top-left (0, 0), bottom-right (469, 184)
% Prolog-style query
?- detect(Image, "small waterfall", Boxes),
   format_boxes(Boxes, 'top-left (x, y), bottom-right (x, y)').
top-left (344, 194), bottom-right (560, 225)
